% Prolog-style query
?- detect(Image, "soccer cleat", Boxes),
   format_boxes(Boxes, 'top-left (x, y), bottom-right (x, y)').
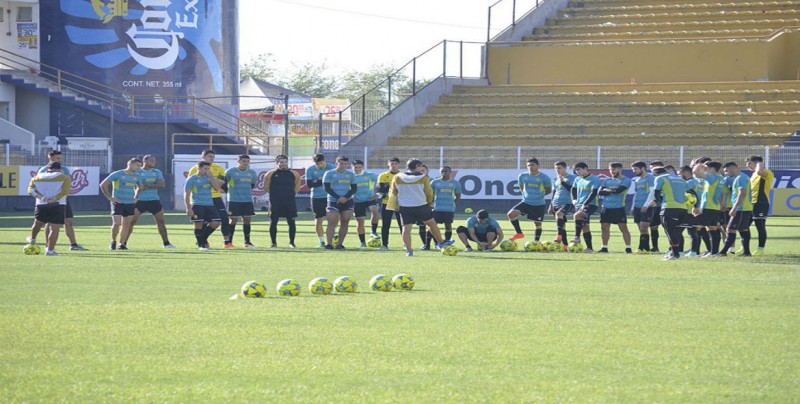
top-left (686, 252), bottom-right (700, 258)
top-left (753, 249), bottom-right (765, 256)
top-left (370, 232), bottom-right (380, 239)
top-left (597, 248), bottom-right (609, 253)
top-left (109, 241), bottom-right (116, 251)
top-left (463, 247), bottom-right (473, 252)
top-left (634, 249), bottom-right (649, 255)
top-left (625, 248), bottom-right (633, 254)
top-left (45, 250), bottom-right (60, 256)
top-left (360, 242), bottom-right (367, 248)
top-left (270, 244), bottom-right (278, 249)
top-left (650, 248), bottom-right (660, 254)
top-left (406, 251), bottom-right (413, 257)
top-left (434, 239), bottom-right (455, 249)
top-left (663, 255), bottom-right (678, 260)
top-left (377, 245), bottom-right (389, 251)
top-left (243, 243), bottom-right (255, 249)
top-left (739, 253), bottom-right (752, 257)
top-left (26, 236), bottom-right (35, 244)
top-left (678, 252), bottom-right (686, 258)
top-left (419, 245), bottom-right (430, 251)
top-left (319, 241), bottom-right (326, 248)
top-left (288, 244), bottom-right (296, 249)
top-left (324, 244), bottom-right (334, 250)
top-left (509, 233), bottom-right (525, 241)
top-left (70, 244), bottom-right (88, 251)
top-left (715, 252), bottom-right (728, 257)
top-left (701, 251), bottom-right (714, 258)
top-left (224, 242), bottom-right (234, 249)
top-left (198, 246), bottom-right (211, 251)
top-left (582, 248), bottom-right (594, 254)
top-left (163, 244), bottom-right (177, 249)
top-left (118, 245), bottom-right (128, 251)
top-left (335, 244), bottom-right (346, 250)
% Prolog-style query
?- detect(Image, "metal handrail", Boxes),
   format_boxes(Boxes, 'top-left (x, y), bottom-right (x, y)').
top-left (487, 0), bottom-right (547, 43)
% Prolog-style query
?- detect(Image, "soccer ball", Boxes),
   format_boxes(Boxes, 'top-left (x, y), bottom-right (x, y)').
top-left (331, 235), bottom-right (339, 248)
top-left (392, 274), bottom-right (415, 291)
top-left (367, 238), bottom-right (382, 248)
top-left (685, 193), bottom-right (697, 210)
top-left (23, 243), bottom-right (41, 255)
top-left (499, 239), bottom-right (518, 252)
top-left (241, 280), bottom-right (267, 298)
top-left (308, 277), bottom-right (333, 295)
top-left (442, 245), bottom-right (458, 256)
top-left (464, 208), bottom-right (474, 214)
top-left (369, 275), bottom-right (394, 292)
top-left (551, 241), bottom-right (566, 253)
top-left (568, 243), bottom-right (584, 253)
top-left (276, 279), bottom-right (301, 296)
top-left (523, 241), bottom-right (538, 252)
top-left (540, 241), bottom-right (554, 253)
top-left (334, 276), bottom-right (358, 293)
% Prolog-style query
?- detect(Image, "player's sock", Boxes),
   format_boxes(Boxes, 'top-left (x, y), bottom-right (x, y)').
top-left (687, 228), bottom-right (697, 253)
top-left (358, 233), bottom-right (366, 243)
top-left (202, 227), bottom-right (216, 245)
top-left (691, 229), bottom-right (702, 254)
top-left (699, 228), bottom-right (710, 252)
top-left (583, 232), bottom-right (593, 250)
top-left (574, 221), bottom-right (584, 239)
top-left (243, 224), bottom-right (252, 244)
top-left (535, 228), bottom-right (542, 242)
top-left (194, 229), bottom-right (204, 246)
top-left (425, 231), bottom-right (433, 249)
top-left (741, 231), bottom-right (752, 255)
top-left (372, 223), bottom-right (378, 234)
top-left (418, 226), bottom-right (426, 245)
top-left (754, 219), bottom-right (767, 248)
top-left (710, 229), bottom-right (721, 254)
top-left (510, 219), bottom-right (522, 234)
top-left (229, 223), bottom-right (237, 243)
top-left (444, 231), bottom-right (452, 241)
top-left (560, 229), bottom-right (569, 245)
top-left (650, 228), bottom-right (659, 251)
top-left (638, 234), bottom-right (646, 250)
top-left (720, 233), bottom-right (736, 254)
top-left (269, 220), bottom-right (278, 245)
top-left (287, 218), bottom-right (297, 245)
top-left (557, 217), bottom-right (566, 232)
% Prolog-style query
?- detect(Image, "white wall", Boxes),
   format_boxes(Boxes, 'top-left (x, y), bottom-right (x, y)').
top-left (0, 82), bottom-right (16, 123)
top-left (15, 86), bottom-right (48, 139)
top-left (0, 1), bottom-right (40, 68)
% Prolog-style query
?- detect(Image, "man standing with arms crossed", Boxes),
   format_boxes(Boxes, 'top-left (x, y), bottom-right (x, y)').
top-left (185, 161), bottom-right (224, 250)
top-left (322, 156), bottom-right (358, 249)
top-left (427, 166), bottom-right (461, 249)
top-left (597, 162), bottom-right (632, 254)
top-left (263, 154), bottom-right (301, 248)
top-left (550, 161), bottom-right (577, 250)
top-left (29, 150), bottom-right (87, 251)
top-left (27, 162), bottom-right (71, 256)
top-left (377, 157), bottom-right (403, 251)
top-left (718, 162), bottom-right (754, 257)
top-left (127, 155), bottom-right (175, 248)
top-left (630, 161), bottom-right (656, 254)
top-left (305, 153), bottom-right (336, 248)
top-left (571, 162), bottom-right (601, 253)
top-left (187, 150), bottom-right (232, 247)
top-left (508, 158), bottom-right (552, 244)
top-left (100, 158), bottom-right (143, 251)
top-left (351, 159), bottom-right (380, 248)
top-left (225, 154), bottom-right (258, 248)
top-left (745, 155), bottom-right (773, 255)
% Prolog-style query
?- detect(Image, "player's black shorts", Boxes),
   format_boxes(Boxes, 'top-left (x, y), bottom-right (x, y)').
top-left (633, 206), bottom-right (656, 224)
top-left (512, 202), bottom-right (546, 222)
top-left (111, 203), bottom-right (136, 217)
top-left (600, 207), bottom-right (627, 224)
top-left (312, 198), bottom-right (327, 219)
top-left (354, 200), bottom-right (378, 218)
top-left (34, 204), bottom-right (66, 225)
top-left (552, 204), bottom-right (574, 217)
top-left (135, 200), bottom-right (163, 215)
top-left (327, 199), bottom-right (355, 213)
top-left (752, 202), bottom-right (769, 220)
top-left (269, 199), bottom-right (296, 218)
top-left (660, 208), bottom-right (686, 227)
top-left (456, 225), bottom-right (496, 242)
top-left (213, 197), bottom-right (229, 218)
top-left (720, 210), bottom-right (731, 227)
top-left (229, 201), bottom-right (256, 218)
top-left (727, 210), bottom-right (753, 231)
top-left (399, 205), bottom-right (433, 225)
top-left (432, 211), bottom-right (455, 225)
top-left (190, 205), bottom-right (221, 223)
top-left (575, 205), bottom-right (598, 222)
top-left (65, 203), bottom-right (74, 219)
top-left (679, 210), bottom-right (695, 228)
top-left (695, 209), bottom-right (721, 227)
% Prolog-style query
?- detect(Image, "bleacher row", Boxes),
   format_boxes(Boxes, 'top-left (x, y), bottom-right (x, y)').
top-left (385, 0), bottom-right (800, 149)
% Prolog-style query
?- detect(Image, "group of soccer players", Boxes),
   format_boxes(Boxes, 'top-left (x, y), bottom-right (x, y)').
top-left (26, 148), bottom-right (774, 259)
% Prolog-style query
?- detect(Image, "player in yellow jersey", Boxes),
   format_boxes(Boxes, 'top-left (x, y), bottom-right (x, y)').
top-left (745, 155), bottom-right (774, 255)
top-left (376, 157), bottom-right (402, 250)
top-left (187, 150), bottom-right (231, 247)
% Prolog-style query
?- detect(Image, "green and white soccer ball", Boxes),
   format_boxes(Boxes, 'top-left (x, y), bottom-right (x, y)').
top-left (523, 241), bottom-right (538, 252)
top-left (551, 241), bottom-right (566, 252)
top-left (499, 239), bottom-right (518, 252)
top-left (369, 275), bottom-right (394, 292)
top-left (23, 243), bottom-right (41, 255)
top-left (568, 243), bottom-right (584, 253)
top-left (442, 244), bottom-right (458, 256)
top-left (276, 279), bottom-right (301, 296)
top-left (392, 274), bottom-right (415, 291)
top-left (331, 235), bottom-right (339, 248)
top-left (367, 238), bottom-right (382, 248)
top-left (540, 241), bottom-right (553, 253)
top-left (308, 277), bottom-right (333, 295)
top-left (334, 276), bottom-right (358, 293)
top-left (241, 280), bottom-right (267, 298)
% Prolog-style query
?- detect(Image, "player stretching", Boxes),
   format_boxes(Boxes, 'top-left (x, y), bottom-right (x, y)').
top-left (745, 155), bottom-right (773, 255)
top-left (31, 150), bottom-right (87, 251)
top-left (508, 158), bottom-right (552, 244)
top-left (571, 162), bottom-right (600, 253)
top-left (27, 162), bottom-right (71, 256)
top-left (351, 159), bottom-right (380, 248)
top-left (692, 162), bottom-right (725, 256)
top-left (550, 161), bottom-right (577, 250)
top-left (264, 154), bottom-right (301, 248)
top-left (185, 161), bottom-right (224, 250)
top-left (387, 158), bottom-right (455, 257)
top-left (377, 157), bottom-right (403, 250)
top-left (428, 166), bottom-right (461, 249)
top-left (322, 156), bottom-right (357, 250)
top-left (306, 153), bottom-right (336, 248)
top-left (225, 155), bottom-right (258, 248)
top-left (188, 150), bottom-right (232, 247)
top-left (100, 158), bottom-right (143, 251)
top-left (128, 155), bottom-right (174, 248)
top-left (718, 162), bottom-right (753, 257)
top-left (597, 162), bottom-right (632, 253)
top-left (457, 209), bottom-right (504, 252)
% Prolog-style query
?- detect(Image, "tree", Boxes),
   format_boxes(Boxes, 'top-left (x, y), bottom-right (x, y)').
top-left (240, 53), bottom-right (276, 81)
top-left (277, 62), bottom-right (339, 98)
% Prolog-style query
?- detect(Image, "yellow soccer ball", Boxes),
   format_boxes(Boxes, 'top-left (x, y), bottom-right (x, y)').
top-left (308, 277), bottom-right (333, 295)
top-left (524, 241), bottom-right (538, 252)
top-left (23, 243), bottom-right (41, 255)
top-left (392, 274), bottom-right (415, 291)
top-left (276, 279), bottom-right (301, 296)
top-left (442, 245), bottom-right (458, 256)
top-left (241, 280), bottom-right (267, 298)
top-left (334, 276), bottom-right (358, 293)
top-left (499, 239), bottom-right (518, 252)
top-left (369, 275), bottom-right (394, 292)
top-left (568, 243), bottom-right (585, 253)
top-left (367, 238), bottom-right (382, 248)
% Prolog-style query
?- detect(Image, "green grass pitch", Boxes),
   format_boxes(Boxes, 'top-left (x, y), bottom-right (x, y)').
top-left (1, 211), bottom-right (799, 402)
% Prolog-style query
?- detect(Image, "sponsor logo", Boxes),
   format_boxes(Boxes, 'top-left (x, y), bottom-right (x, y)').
top-left (252, 171), bottom-right (268, 197)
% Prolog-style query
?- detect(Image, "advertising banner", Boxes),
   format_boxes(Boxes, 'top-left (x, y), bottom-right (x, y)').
top-left (450, 169), bottom-right (557, 200)
top-left (42, 0), bottom-right (225, 96)
top-left (313, 98), bottom-right (352, 121)
top-left (17, 23), bottom-right (38, 49)
top-left (273, 97), bottom-right (314, 120)
top-left (16, 166), bottom-right (100, 196)
top-left (0, 166), bottom-right (21, 196)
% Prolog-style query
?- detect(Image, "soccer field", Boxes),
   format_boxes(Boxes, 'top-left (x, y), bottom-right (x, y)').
top-left (1, 212), bottom-right (799, 402)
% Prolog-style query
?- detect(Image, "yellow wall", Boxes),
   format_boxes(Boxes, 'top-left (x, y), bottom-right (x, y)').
top-left (489, 32), bottom-right (800, 84)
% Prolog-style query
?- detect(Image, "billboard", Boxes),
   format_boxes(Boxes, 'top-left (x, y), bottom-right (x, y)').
top-left (0, 166), bottom-right (100, 196)
top-left (41, 0), bottom-right (225, 96)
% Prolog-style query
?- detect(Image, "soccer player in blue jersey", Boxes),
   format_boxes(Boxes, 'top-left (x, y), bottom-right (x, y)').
top-left (322, 156), bottom-right (358, 249)
top-left (720, 167), bottom-right (737, 253)
top-left (100, 158), bottom-right (143, 251)
top-left (630, 161), bottom-right (656, 253)
top-left (188, 150), bottom-right (231, 247)
top-left (692, 161), bottom-right (725, 256)
top-left (264, 154), bottom-right (301, 248)
top-left (225, 155), bottom-right (258, 248)
top-left (185, 161), bottom-right (224, 250)
top-left (680, 165), bottom-right (701, 257)
top-left (718, 162), bottom-right (753, 257)
top-left (651, 167), bottom-right (688, 260)
top-left (127, 155), bottom-right (174, 248)
top-left (306, 153), bottom-right (337, 247)
top-left (457, 209), bottom-right (505, 252)
top-left (427, 166), bottom-right (462, 249)
top-left (508, 158), bottom-right (552, 243)
top-left (351, 159), bottom-right (380, 247)
top-left (571, 162), bottom-right (600, 253)
top-left (550, 161), bottom-right (577, 249)
top-left (30, 150), bottom-right (87, 251)
top-left (597, 162), bottom-right (632, 253)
